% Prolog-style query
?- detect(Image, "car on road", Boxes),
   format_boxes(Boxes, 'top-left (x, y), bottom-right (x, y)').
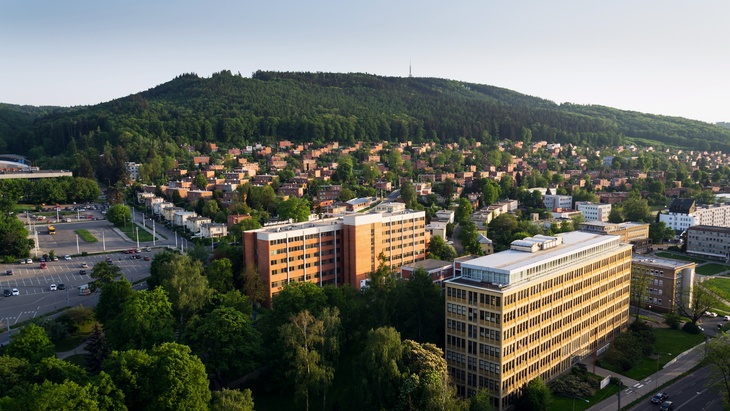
top-left (146, 247), bottom-right (152, 252)
top-left (79, 270), bottom-right (87, 275)
top-left (3, 289), bottom-right (11, 297)
top-left (81, 262), bottom-right (88, 268)
top-left (724, 315), bottom-right (730, 321)
top-left (58, 284), bottom-right (66, 290)
top-left (11, 288), bottom-right (19, 296)
top-left (25, 258), bottom-right (33, 264)
top-left (659, 401), bottom-right (674, 411)
top-left (651, 392), bottom-right (669, 404)
top-left (143, 256), bottom-right (150, 261)
top-left (64, 255), bottom-right (72, 261)
top-left (6, 270), bottom-right (13, 276)
top-left (50, 284), bottom-right (57, 291)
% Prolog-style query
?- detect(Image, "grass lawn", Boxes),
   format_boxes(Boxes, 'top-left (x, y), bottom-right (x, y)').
top-left (552, 384), bottom-right (620, 411)
top-left (697, 263), bottom-right (730, 276)
top-left (655, 252), bottom-right (707, 264)
top-left (55, 321), bottom-right (97, 352)
top-left (118, 223), bottom-right (154, 242)
top-left (64, 354), bottom-right (87, 367)
top-left (702, 278), bottom-right (730, 301)
top-left (75, 229), bottom-right (98, 243)
top-left (598, 328), bottom-right (704, 380)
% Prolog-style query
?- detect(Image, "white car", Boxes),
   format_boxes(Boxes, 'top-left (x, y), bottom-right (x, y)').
top-left (64, 255), bottom-right (71, 261)
top-left (50, 284), bottom-right (57, 291)
top-left (11, 288), bottom-right (19, 296)
top-left (723, 315), bottom-right (730, 321)
top-left (25, 258), bottom-right (33, 264)
top-left (81, 262), bottom-right (88, 268)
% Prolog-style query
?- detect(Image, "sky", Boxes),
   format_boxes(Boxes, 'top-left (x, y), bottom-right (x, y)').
top-left (2, 0), bottom-right (728, 123)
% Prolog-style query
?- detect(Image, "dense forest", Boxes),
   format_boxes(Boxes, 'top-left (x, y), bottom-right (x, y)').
top-left (1, 71), bottom-right (730, 170)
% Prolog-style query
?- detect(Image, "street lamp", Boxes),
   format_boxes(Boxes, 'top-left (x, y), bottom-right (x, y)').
top-left (136, 227), bottom-right (140, 249)
top-left (654, 352), bottom-right (672, 390)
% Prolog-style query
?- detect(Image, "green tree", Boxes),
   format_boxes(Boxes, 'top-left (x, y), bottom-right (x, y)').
top-left (0, 212), bottom-right (31, 258)
top-left (206, 258), bottom-right (234, 293)
top-left (622, 194), bottom-right (652, 222)
top-left (95, 279), bottom-right (134, 327)
top-left (469, 389), bottom-right (495, 411)
top-left (85, 324), bottom-right (111, 375)
top-left (104, 342), bottom-right (211, 411)
top-left (210, 389), bottom-right (255, 411)
top-left (184, 306), bottom-right (261, 388)
top-left (106, 288), bottom-right (175, 350)
top-left (160, 254), bottom-right (213, 335)
top-left (705, 332), bottom-right (730, 407)
top-left (6, 324), bottom-right (55, 363)
top-left (280, 310), bottom-right (334, 411)
top-left (193, 173), bottom-right (208, 190)
top-left (240, 263), bottom-right (266, 306)
top-left (608, 207), bottom-right (623, 223)
top-left (398, 268), bottom-right (443, 343)
top-left (355, 327), bottom-right (403, 410)
top-left (400, 180), bottom-right (417, 208)
top-left (399, 339), bottom-right (452, 411)
top-left (89, 261), bottom-right (123, 292)
top-left (10, 380), bottom-right (100, 411)
top-left (426, 235), bottom-right (457, 261)
top-left (517, 377), bottom-right (552, 411)
top-left (105, 204), bottom-right (131, 227)
top-left (202, 199), bottom-right (220, 218)
top-left (454, 198), bottom-right (473, 225)
top-left (278, 197), bottom-right (311, 222)
top-left (458, 221), bottom-right (483, 255)
top-left (335, 155), bottom-right (353, 183)
top-left (676, 284), bottom-right (719, 324)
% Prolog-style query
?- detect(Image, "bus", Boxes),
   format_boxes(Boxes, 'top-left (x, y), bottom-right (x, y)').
top-left (48, 225), bottom-right (55, 235)
top-left (78, 284), bottom-right (91, 296)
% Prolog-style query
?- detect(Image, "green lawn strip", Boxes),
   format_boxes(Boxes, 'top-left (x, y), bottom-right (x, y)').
top-left (701, 278), bottom-right (730, 302)
top-left (598, 328), bottom-right (704, 380)
top-left (63, 354), bottom-right (87, 367)
top-left (117, 223), bottom-right (154, 242)
top-left (75, 229), bottom-right (98, 243)
top-left (551, 384), bottom-right (619, 411)
top-left (654, 252), bottom-right (707, 264)
top-left (696, 263), bottom-right (730, 276)
top-left (54, 321), bottom-right (97, 352)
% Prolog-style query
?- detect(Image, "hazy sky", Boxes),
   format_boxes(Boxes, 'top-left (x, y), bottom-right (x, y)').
top-left (2, 1), bottom-right (728, 123)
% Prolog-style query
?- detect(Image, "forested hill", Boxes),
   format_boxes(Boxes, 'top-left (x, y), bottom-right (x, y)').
top-left (2, 70), bottom-right (730, 166)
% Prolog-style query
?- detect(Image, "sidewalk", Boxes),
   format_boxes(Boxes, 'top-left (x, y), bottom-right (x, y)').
top-left (586, 343), bottom-right (706, 411)
top-left (56, 341), bottom-right (89, 360)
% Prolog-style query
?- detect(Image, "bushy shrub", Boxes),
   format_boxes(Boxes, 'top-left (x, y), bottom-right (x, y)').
top-left (664, 312), bottom-right (682, 330)
top-left (682, 322), bottom-right (702, 334)
top-left (549, 367), bottom-right (597, 398)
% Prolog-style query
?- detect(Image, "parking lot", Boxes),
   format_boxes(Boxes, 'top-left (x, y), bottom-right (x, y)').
top-left (0, 250), bottom-right (158, 336)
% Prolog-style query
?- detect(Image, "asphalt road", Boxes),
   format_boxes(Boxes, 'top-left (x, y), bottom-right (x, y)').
top-left (629, 365), bottom-right (723, 411)
top-left (0, 251), bottom-right (157, 345)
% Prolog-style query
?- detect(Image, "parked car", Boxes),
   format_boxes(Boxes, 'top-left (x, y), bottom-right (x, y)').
top-left (50, 284), bottom-right (57, 291)
top-left (651, 392), bottom-right (669, 404)
top-left (704, 311), bottom-right (718, 318)
top-left (79, 270), bottom-right (87, 275)
top-left (143, 256), bottom-right (151, 261)
top-left (81, 262), bottom-right (88, 268)
top-left (724, 315), bottom-right (730, 321)
top-left (58, 283), bottom-right (66, 290)
top-left (64, 255), bottom-right (71, 261)
top-left (26, 258), bottom-right (33, 264)
top-left (52, 256), bottom-right (58, 261)
top-left (3, 289), bottom-right (11, 297)
top-left (12, 288), bottom-right (19, 296)
top-left (6, 270), bottom-right (13, 276)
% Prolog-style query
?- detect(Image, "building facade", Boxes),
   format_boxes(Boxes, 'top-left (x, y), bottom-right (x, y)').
top-left (631, 256), bottom-right (695, 313)
top-left (579, 221), bottom-right (650, 244)
top-left (660, 199), bottom-right (730, 232)
top-left (243, 203), bottom-right (428, 306)
top-left (575, 202), bottom-right (612, 222)
top-left (543, 195), bottom-right (573, 211)
top-left (444, 232), bottom-right (632, 410)
top-left (686, 225), bottom-right (730, 261)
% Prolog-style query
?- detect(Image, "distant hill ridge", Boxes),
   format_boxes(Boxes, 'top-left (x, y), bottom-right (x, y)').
top-left (1, 70), bottom-right (729, 161)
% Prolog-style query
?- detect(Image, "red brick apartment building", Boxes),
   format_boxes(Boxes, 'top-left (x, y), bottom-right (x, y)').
top-left (243, 203), bottom-right (428, 306)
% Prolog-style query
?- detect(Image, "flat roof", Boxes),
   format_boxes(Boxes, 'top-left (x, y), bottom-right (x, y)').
top-left (632, 256), bottom-right (696, 269)
top-left (402, 258), bottom-right (452, 271)
top-left (460, 231), bottom-right (619, 272)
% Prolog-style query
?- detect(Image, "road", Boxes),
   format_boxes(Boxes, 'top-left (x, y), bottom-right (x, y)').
top-left (629, 366), bottom-right (723, 411)
top-left (0, 251), bottom-right (157, 346)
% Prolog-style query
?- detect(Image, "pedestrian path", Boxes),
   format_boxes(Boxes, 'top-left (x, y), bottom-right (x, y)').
top-left (586, 343), bottom-right (706, 411)
top-left (56, 341), bottom-right (88, 360)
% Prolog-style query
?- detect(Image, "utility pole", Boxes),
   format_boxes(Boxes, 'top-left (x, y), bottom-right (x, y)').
top-left (153, 219), bottom-right (156, 247)
top-left (76, 234), bottom-right (80, 254)
top-left (136, 227), bottom-right (140, 249)
top-left (102, 230), bottom-right (106, 251)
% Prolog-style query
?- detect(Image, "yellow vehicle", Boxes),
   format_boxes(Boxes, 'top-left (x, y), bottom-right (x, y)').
top-left (48, 225), bottom-right (56, 235)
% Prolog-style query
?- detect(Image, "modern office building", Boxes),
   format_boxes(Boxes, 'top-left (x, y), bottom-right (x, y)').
top-left (444, 232), bottom-right (632, 410)
top-left (579, 221), bottom-right (650, 244)
top-left (543, 195), bottom-right (573, 211)
top-left (686, 225), bottom-right (730, 261)
top-left (659, 199), bottom-right (730, 232)
top-left (631, 256), bottom-right (695, 313)
top-left (575, 202), bottom-right (612, 222)
top-left (243, 202), bottom-right (428, 306)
